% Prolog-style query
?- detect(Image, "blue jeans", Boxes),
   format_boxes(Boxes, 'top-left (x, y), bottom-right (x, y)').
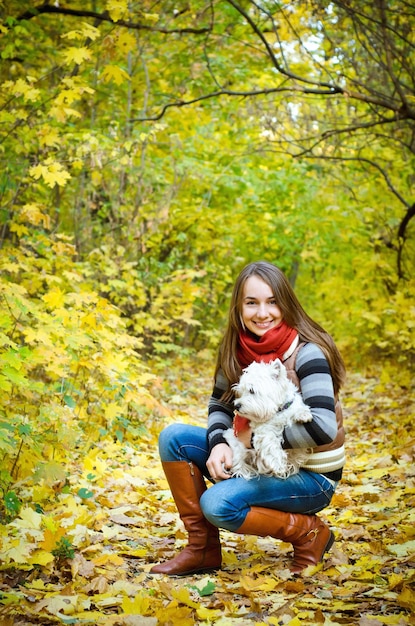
top-left (158, 423), bottom-right (337, 532)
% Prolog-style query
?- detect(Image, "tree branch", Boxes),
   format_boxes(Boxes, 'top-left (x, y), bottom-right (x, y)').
top-left (129, 85), bottom-right (343, 122)
top-left (300, 153), bottom-right (413, 279)
top-left (17, 3), bottom-right (211, 35)
top-left (316, 155), bottom-right (410, 210)
top-left (397, 203), bottom-right (415, 240)
top-left (269, 149), bottom-right (414, 280)
top-left (225, 0), bottom-right (342, 92)
top-left (332, 0), bottom-right (415, 50)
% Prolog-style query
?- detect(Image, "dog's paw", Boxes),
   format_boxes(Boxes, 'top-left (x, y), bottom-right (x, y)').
top-left (296, 408), bottom-right (313, 423)
top-left (291, 397), bottom-right (313, 423)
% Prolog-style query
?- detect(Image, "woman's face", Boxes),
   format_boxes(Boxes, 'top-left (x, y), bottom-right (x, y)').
top-left (241, 275), bottom-right (283, 337)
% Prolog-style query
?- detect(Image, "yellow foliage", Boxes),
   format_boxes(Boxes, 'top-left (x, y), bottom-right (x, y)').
top-left (121, 593), bottom-right (152, 614)
top-left (35, 594), bottom-right (82, 616)
top-left (397, 586), bottom-right (415, 612)
top-left (12, 507), bottom-right (43, 530)
top-left (116, 31), bottom-right (137, 53)
top-left (101, 65), bottom-right (131, 85)
top-left (9, 222), bottom-right (29, 237)
top-left (6, 77), bottom-right (40, 102)
top-left (19, 203), bottom-right (51, 229)
top-left (1, 539), bottom-right (33, 564)
top-left (61, 22), bottom-right (101, 42)
top-left (82, 451), bottom-right (108, 477)
top-left (93, 553), bottom-right (124, 567)
top-left (49, 105), bottom-right (83, 121)
top-left (156, 605), bottom-right (194, 625)
top-left (106, 0), bottom-right (129, 22)
top-left (42, 287), bottom-right (66, 309)
top-left (29, 159), bottom-right (71, 188)
top-left (63, 46), bottom-right (92, 65)
top-left (38, 127), bottom-right (61, 148)
top-left (39, 528), bottom-right (66, 552)
top-left (28, 549), bottom-right (55, 566)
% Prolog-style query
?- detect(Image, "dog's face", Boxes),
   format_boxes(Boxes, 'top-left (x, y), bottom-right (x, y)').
top-left (233, 359), bottom-right (290, 423)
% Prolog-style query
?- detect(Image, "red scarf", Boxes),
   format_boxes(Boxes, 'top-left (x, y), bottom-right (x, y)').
top-left (237, 321), bottom-right (298, 369)
top-left (234, 321), bottom-right (298, 435)
top-left (233, 413), bottom-right (251, 436)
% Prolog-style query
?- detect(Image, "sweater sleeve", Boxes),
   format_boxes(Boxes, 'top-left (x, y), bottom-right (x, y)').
top-left (207, 368), bottom-right (234, 451)
top-left (283, 343), bottom-right (338, 449)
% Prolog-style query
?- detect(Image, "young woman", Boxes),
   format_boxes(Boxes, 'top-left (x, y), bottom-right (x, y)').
top-left (150, 261), bottom-right (346, 576)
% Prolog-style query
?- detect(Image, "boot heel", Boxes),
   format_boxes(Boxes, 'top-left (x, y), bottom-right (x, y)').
top-left (323, 531), bottom-right (335, 558)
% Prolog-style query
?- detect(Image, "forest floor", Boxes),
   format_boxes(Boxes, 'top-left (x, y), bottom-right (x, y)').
top-left (0, 359), bottom-right (414, 625)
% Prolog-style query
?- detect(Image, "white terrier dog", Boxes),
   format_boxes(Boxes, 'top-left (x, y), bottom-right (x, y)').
top-left (223, 359), bottom-right (313, 479)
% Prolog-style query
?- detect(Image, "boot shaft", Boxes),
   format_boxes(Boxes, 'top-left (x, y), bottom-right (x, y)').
top-left (150, 460), bottom-right (222, 576)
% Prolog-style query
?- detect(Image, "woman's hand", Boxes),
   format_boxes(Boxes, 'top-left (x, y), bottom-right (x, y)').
top-left (206, 443), bottom-right (233, 481)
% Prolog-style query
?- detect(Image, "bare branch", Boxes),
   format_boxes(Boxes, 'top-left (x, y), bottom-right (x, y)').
top-left (130, 84), bottom-right (343, 122)
top-left (306, 154), bottom-right (410, 210)
top-left (225, 0), bottom-right (342, 92)
top-left (333, 0), bottom-right (415, 50)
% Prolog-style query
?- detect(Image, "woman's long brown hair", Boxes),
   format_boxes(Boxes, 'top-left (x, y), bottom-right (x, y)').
top-left (215, 261), bottom-right (346, 398)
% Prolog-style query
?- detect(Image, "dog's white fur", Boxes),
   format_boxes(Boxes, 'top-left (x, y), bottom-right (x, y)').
top-left (223, 359), bottom-right (312, 479)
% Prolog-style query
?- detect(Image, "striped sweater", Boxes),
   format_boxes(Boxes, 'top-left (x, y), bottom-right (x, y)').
top-left (207, 342), bottom-right (344, 478)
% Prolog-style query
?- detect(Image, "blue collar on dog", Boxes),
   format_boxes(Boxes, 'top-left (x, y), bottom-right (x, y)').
top-left (278, 398), bottom-right (294, 413)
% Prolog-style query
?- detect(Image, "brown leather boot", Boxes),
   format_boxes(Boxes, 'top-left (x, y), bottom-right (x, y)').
top-left (150, 461), bottom-right (222, 576)
top-left (236, 506), bottom-right (334, 573)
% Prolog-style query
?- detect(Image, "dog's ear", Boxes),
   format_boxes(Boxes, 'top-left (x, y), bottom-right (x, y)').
top-left (269, 358), bottom-right (282, 376)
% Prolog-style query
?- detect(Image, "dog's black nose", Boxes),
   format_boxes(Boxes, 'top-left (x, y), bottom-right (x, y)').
top-left (234, 401), bottom-right (241, 411)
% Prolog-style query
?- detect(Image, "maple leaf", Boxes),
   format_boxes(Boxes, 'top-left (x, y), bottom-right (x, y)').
top-left (33, 460), bottom-right (67, 485)
top-left (187, 577), bottom-right (216, 597)
top-left (106, 0), bottom-right (129, 22)
top-left (9, 222), bottom-right (29, 237)
top-left (12, 507), bottom-right (43, 530)
top-left (142, 13), bottom-right (159, 25)
top-left (10, 77), bottom-right (40, 102)
top-left (28, 549), bottom-right (55, 566)
top-left (29, 160), bottom-right (71, 188)
top-left (388, 540), bottom-right (415, 558)
top-left (116, 32), bottom-right (136, 53)
top-left (63, 46), bottom-right (92, 65)
top-left (121, 593), bottom-right (152, 614)
top-left (35, 594), bottom-right (81, 616)
top-left (61, 22), bottom-right (100, 42)
top-left (2, 540), bottom-right (33, 564)
top-left (20, 203), bottom-right (51, 229)
top-left (39, 527), bottom-right (67, 552)
top-left (38, 128), bottom-right (61, 148)
top-left (42, 287), bottom-right (66, 309)
top-left (101, 65), bottom-right (131, 85)
top-left (82, 451), bottom-right (108, 477)
top-left (397, 586), bottom-right (415, 612)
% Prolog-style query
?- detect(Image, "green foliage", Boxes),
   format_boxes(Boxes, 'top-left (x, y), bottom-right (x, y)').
top-left (51, 536), bottom-right (75, 560)
top-left (3, 490), bottom-right (21, 521)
